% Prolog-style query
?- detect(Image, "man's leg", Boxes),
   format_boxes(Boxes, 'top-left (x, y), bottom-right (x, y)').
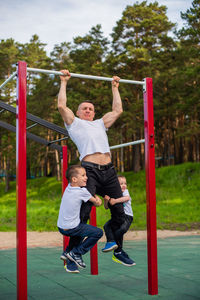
top-left (80, 201), bottom-right (93, 223)
top-left (80, 164), bottom-right (99, 223)
top-left (102, 219), bottom-right (118, 252)
top-left (103, 219), bottom-right (115, 242)
top-left (112, 215), bottom-right (136, 266)
top-left (100, 166), bottom-right (126, 252)
top-left (113, 215), bottom-right (133, 251)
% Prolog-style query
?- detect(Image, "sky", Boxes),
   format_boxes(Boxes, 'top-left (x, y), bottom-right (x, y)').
top-left (0, 0), bottom-right (193, 55)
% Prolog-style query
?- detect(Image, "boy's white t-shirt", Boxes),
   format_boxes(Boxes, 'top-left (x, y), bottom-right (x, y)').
top-left (57, 184), bottom-right (92, 229)
top-left (65, 117), bottom-right (110, 161)
top-left (123, 189), bottom-right (133, 217)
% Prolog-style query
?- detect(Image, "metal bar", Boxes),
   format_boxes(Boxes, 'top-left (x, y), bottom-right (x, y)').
top-left (90, 206), bottom-right (98, 275)
top-left (0, 71), bottom-right (17, 89)
top-left (48, 136), bottom-right (68, 144)
top-left (143, 78), bottom-right (158, 295)
top-left (0, 121), bottom-right (62, 152)
top-left (16, 61), bottom-right (27, 300)
top-left (62, 146), bottom-right (70, 267)
top-left (26, 123), bottom-right (38, 130)
top-left (0, 100), bottom-right (68, 136)
top-left (27, 67), bottom-right (145, 86)
top-left (110, 139), bottom-right (145, 150)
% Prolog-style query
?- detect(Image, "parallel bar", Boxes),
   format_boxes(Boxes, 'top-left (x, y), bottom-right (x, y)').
top-left (48, 136), bottom-right (68, 144)
top-left (110, 139), bottom-right (145, 150)
top-left (0, 100), bottom-right (68, 136)
top-left (26, 123), bottom-right (38, 130)
top-left (27, 67), bottom-right (144, 86)
top-left (143, 78), bottom-right (158, 295)
top-left (0, 121), bottom-right (62, 152)
top-left (16, 61), bottom-right (27, 300)
top-left (0, 71), bottom-right (17, 89)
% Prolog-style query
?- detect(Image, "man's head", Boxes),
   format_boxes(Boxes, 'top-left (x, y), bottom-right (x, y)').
top-left (76, 101), bottom-right (95, 121)
top-left (66, 165), bottom-right (88, 187)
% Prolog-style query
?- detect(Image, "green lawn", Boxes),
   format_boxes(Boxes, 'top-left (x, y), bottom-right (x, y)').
top-left (0, 162), bottom-right (199, 231)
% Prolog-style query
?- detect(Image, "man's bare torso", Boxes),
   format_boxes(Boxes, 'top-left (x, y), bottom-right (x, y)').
top-left (82, 152), bottom-right (111, 165)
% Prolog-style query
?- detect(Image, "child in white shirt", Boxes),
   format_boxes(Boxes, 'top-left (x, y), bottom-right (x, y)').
top-left (57, 165), bottom-right (103, 272)
top-left (102, 175), bottom-right (135, 266)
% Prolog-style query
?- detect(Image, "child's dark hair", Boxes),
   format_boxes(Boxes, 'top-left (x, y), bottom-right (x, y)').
top-left (66, 165), bottom-right (84, 182)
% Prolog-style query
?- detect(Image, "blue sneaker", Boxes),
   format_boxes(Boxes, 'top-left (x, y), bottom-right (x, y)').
top-left (64, 259), bottom-right (79, 273)
top-left (112, 250), bottom-right (136, 266)
top-left (67, 251), bottom-right (86, 269)
top-left (60, 251), bottom-right (68, 261)
top-left (102, 242), bottom-right (118, 252)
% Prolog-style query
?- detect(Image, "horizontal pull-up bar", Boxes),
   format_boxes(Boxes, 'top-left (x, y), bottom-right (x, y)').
top-left (0, 71), bottom-right (17, 89)
top-left (27, 67), bottom-right (145, 86)
top-left (110, 139), bottom-right (145, 150)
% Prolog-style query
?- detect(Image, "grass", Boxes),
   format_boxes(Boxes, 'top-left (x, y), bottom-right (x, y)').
top-left (0, 162), bottom-right (200, 231)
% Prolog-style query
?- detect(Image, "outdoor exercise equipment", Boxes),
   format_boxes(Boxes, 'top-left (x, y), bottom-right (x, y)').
top-left (0, 61), bottom-right (158, 299)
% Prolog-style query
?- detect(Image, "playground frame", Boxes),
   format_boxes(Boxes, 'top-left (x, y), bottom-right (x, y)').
top-left (0, 61), bottom-right (158, 299)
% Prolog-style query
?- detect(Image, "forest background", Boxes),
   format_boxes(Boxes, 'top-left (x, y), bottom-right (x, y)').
top-left (0, 1), bottom-right (199, 191)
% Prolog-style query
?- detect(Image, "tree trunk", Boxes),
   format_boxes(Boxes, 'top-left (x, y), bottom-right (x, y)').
top-left (55, 150), bottom-right (61, 181)
top-left (5, 158), bottom-right (10, 192)
top-left (188, 139), bottom-right (194, 162)
top-left (178, 137), bottom-right (184, 164)
top-left (133, 144), bottom-right (141, 172)
top-left (132, 131), bottom-right (141, 172)
top-left (196, 135), bottom-right (199, 162)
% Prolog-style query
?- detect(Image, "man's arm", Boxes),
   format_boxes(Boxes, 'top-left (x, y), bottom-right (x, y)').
top-left (57, 70), bottom-right (75, 125)
top-left (109, 195), bottom-right (130, 206)
top-left (89, 195), bottom-right (102, 207)
top-left (102, 76), bottom-right (123, 129)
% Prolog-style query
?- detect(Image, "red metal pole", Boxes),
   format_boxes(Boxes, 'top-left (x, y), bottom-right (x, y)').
top-left (89, 206), bottom-right (98, 275)
top-left (61, 146), bottom-right (69, 254)
top-left (143, 78), bottom-right (158, 295)
top-left (16, 61), bottom-right (27, 300)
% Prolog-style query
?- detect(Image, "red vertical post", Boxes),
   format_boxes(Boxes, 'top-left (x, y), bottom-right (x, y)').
top-left (89, 206), bottom-right (98, 275)
top-left (61, 146), bottom-right (69, 252)
top-left (16, 61), bottom-right (27, 300)
top-left (143, 78), bottom-right (158, 295)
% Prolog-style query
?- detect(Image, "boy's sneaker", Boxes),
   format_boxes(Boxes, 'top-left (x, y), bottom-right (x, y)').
top-left (64, 260), bottom-right (80, 273)
top-left (67, 251), bottom-right (86, 269)
top-left (60, 251), bottom-right (68, 261)
top-left (102, 242), bottom-right (118, 252)
top-left (112, 250), bottom-right (136, 266)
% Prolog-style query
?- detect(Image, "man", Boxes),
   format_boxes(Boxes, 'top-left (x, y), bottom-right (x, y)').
top-left (57, 70), bottom-right (133, 265)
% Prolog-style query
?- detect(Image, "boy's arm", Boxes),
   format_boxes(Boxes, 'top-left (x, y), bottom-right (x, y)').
top-left (89, 195), bottom-right (102, 207)
top-left (109, 195), bottom-right (130, 206)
